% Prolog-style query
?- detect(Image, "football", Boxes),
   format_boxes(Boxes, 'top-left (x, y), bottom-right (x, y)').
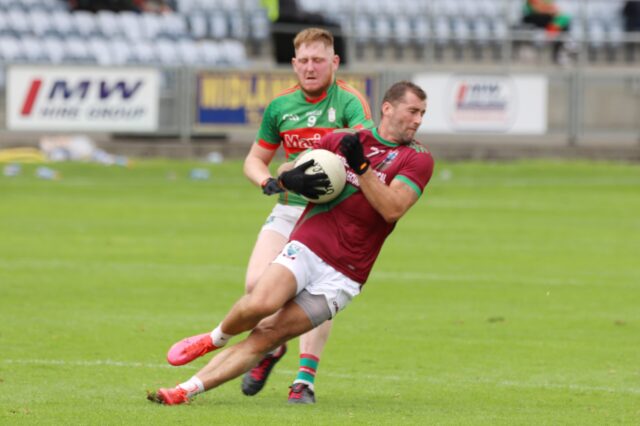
top-left (294, 149), bottom-right (347, 204)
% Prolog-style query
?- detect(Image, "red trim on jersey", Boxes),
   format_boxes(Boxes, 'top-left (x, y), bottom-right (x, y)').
top-left (304, 90), bottom-right (328, 104)
top-left (257, 138), bottom-right (279, 150)
top-left (336, 80), bottom-right (372, 120)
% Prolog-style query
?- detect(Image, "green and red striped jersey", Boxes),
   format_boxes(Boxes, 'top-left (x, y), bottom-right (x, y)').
top-left (256, 79), bottom-right (374, 206)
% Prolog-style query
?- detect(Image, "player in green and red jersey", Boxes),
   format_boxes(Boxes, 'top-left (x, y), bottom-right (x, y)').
top-left (241, 27), bottom-right (373, 403)
top-left (149, 81), bottom-right (434, 406)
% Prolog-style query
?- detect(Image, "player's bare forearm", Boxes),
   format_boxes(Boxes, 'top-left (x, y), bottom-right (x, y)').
top-left (243, 144), bottom-right (278, 187)
top-left (357, 170), bottom-right (418, 223)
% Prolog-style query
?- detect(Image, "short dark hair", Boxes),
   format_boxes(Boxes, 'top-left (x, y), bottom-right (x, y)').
top-left (382, 81), bottom-right (427, 106)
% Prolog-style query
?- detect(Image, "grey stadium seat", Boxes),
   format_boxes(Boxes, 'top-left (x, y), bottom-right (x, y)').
top-left (20, 35), bottom-right (48, 62)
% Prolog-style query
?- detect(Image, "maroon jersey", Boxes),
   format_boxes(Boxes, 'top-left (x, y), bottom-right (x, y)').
top-left (290, 128), bottom-right (434, 284)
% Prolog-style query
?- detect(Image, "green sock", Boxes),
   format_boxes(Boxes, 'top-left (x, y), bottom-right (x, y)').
top-left (293, 354), bottom-right (319, 390)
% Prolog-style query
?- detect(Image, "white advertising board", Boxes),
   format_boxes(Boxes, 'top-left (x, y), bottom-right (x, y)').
top-left (413, 74), bottom-right (548, 134)
top-left (7, 66), bottom-right (159, 132)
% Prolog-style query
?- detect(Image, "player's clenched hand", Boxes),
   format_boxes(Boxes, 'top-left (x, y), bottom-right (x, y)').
top-left (277, 159), bottom-right (330, 200)
top-left (261, 177), bottom-right (284, 195)
top-left (340, 133), bottom-right (370, 175)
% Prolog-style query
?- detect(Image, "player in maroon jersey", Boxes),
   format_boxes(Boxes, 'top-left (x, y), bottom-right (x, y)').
top-left (148, 81), bottom-right (434, 406)
top-left (241, 27), bottom-right (373, 403)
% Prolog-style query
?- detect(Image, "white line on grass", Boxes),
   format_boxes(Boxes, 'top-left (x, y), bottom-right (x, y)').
top-left (3, 358), bottom-right (639, 396)
top-left (0, 258), bottom-right (593, 287)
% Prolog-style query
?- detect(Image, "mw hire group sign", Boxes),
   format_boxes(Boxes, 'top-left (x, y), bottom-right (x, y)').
top-left (7, 66), bottom-right (160, 132)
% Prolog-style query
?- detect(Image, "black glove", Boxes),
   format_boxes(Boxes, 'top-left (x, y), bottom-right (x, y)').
top-left (277, 159), bottom-right (330, 199)
top-left (340, 133), bottom-right (369, 175)
top-left (261, 177), bottom-right (284, 195)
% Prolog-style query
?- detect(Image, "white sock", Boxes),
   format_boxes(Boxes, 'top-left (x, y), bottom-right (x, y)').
top-left (210, 325), bottom-right (232, 348)
top-left (177, 376), bottom-right (205, 397)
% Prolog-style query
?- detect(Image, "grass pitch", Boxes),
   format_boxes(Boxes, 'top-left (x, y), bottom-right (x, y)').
top-left (0, 159), bottom-right (639, 425)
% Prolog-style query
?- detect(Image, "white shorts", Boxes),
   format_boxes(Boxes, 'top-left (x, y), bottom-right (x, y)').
top-left (260, 204), bottom-right (304, 239)
top-left (272, 241), bottom-right (361, 319)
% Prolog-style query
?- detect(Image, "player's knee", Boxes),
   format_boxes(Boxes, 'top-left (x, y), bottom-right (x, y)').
top-left (243, 295), bottom-right (278, 319)
top-left (244, 275), bottom-right (259, 294)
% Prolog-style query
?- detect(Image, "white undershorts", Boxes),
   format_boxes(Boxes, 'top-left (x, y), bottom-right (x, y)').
top-left (260, 204), bottom-right (304, 239)
top-left (272, 241), bottom-right (361, 319)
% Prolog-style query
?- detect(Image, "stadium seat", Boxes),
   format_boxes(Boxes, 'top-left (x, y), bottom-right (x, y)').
top-left (64, 36), bottom-right (95, 63)
top-left (188, 13), bottom-right (208, 39)
top-left (97, 10), bottom-right (124, 39)
top-left (51, 10), bottom-right (76, 37)
top-left (155, 38), bottom-right (181, 64)
top-left (7, 8), bottom-right (31, 35)
top-left (0, 12), bottom-right (11, 36)
top-left (198, 39), bottom-right (222, 65)
top-left (74, 11), bottom-right (100, 38)
top-left (160, 13), bottom-right (189, 40)
top-left (352, 14), bottom-right (371, 58)
top-left (177, 38), bottom-right (200, 64)
top-left (109, 38), bottom-right (135, 65)
top-left (372, 15), bottom-right (392, 57)
top-left (120, 11), bottom-right (144, 41)
top-left (219, 0), bottom-right (240, 12)
top-left (394, 15), bottom-right (412, 48)
top-left (219, 39), bottom-right (247, 67)
top-left (208, 10), bottom-right (229, 39)
top-left (29, 9), bottom-right (55, 37)
top-left (248, 8), bottom-right (269, 42)
top-left (228, 10), bottom-right (246, 41)
top-left (88, 37), bottom-right (113, 65)
top-left (0, 35), bottom-right (26, 61)
top-left (141, 13), bottom-right (163, 40)
top-left (131, 40), bottom-right (158, 64)
top-left (175, 0), bottom-right (195, 14)
top-left (20, 35), bottom-right (48, 62)
top-left (42, 36), bottom-right (65, 63)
